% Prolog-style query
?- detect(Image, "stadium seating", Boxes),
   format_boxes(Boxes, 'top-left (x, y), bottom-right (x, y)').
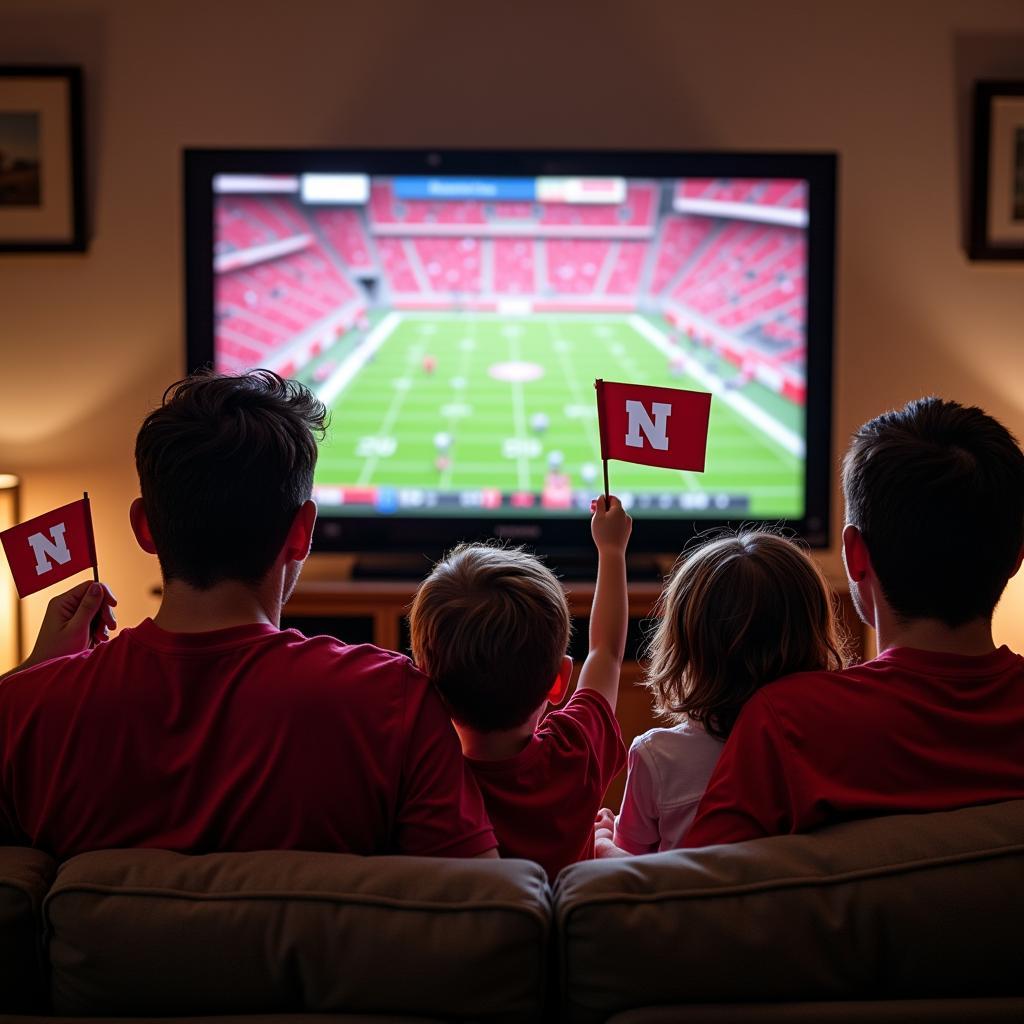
top-left (369, 183), bottom-right (487, 227)
top-left (213, 180), bottom-right (809, 387)
top-left (675, 178), bottom-right (806, 209)
top-left (545, 240), bottom-right (613, 294)
top-left (367, 182), bottom-right (656, 232)
top-left (650, 216), bottom-right (717, 293)
top-left (493, 238), bottom-right (536, 294)
top-left (540, 183), bottom-right (656, 228)
top-left (214, 196), bottom-right (309, 255)
top-left (667, 222), bottom-right (805, 333)
top-left (604, 241), bottom-right (647, 294)
top-left (215, 200), bottom-right (273, 253)
top-left (311, 208), bottom-right (376, 270)
top-left (413, 237), bottom-right (483, 293)
top-left (215, 243), bottom-right (360, 371)
top-left (374, 237), bottom-right (422, 293)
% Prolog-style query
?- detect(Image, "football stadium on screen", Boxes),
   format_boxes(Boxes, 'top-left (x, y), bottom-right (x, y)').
top-left (212, 172), bottom-right (808, 518)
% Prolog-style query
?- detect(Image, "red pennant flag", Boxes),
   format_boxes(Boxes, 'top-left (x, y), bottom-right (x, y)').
top-left (595, 379), bottom-right (712, 472)
top-left (0, 496), bottom-right (98, 598)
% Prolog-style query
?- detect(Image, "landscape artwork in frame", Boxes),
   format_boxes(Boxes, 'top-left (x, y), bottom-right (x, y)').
top-left (0, 67), bottom-right (84, 252)
top-left (970, 80), bottom-right (1024, 260)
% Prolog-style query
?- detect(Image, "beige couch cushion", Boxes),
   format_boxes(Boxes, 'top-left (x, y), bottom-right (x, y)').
top-left (554, 800), bottom-right (1024, 1024)
top-left (45, 850), bottom-right (550, 1021)
top-left (0, 1018), bottom-right (441, 1023)
top-left (0, 846), bottom-right (56, 1013)
top-left (608, 998), bottom-right (1024, 1023)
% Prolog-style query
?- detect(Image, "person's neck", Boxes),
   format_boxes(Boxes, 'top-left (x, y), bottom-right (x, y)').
top-left (875, 614), bottom-right (997, 658)
top-left (455, 716), bottom-right (541, 760)
top-left (153, 577), bottom-right (282, 633)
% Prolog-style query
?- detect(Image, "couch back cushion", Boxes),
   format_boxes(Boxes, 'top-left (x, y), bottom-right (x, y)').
top-left (0, 846), bottom-right (56, 1013)
top-left (554, 800), bottom-right (1024, 1024)
top-left (45, 850), bottom-right (550, 1022)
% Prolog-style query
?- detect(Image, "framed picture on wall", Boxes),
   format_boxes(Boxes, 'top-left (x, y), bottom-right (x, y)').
top-left (0, 67), bottom-right (85, 253)
top-left (969, 80), bottom-right (1024, 260)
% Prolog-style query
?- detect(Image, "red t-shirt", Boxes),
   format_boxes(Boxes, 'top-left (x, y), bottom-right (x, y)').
top-left (465, 688), bottom-right (626, 879)
top-left (684, 645), bottom-right (1024, 848)
top-left (0, 619), bottom-right (496, 861)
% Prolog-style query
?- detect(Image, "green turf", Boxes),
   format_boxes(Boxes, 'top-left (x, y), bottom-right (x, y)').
top-left (313, 313), bottom-right (804, 518)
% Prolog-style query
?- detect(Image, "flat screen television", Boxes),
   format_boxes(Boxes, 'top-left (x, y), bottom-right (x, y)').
top-left (184, 149), bottom-right (836, 574)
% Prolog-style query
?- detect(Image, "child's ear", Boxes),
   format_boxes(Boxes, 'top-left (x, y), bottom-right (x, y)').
top-left (546, 654), bottom-right (574, 706)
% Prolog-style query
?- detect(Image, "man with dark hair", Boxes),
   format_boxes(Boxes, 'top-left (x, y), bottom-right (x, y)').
top-left (0, 371), bottom-right (497, 861)
top-left (683, 396), bottom-right (1024, 846)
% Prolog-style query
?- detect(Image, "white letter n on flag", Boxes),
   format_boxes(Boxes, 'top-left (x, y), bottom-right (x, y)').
top-left (27, 523), bottom-right (72, 576)
top-left (624, 400), bottom-right (672, 451)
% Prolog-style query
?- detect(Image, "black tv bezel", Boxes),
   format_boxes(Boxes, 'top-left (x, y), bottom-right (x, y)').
top-left (184, 147), bottom-right (837, 562)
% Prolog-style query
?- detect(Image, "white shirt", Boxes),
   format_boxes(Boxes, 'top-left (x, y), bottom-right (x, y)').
top-left (613, 720), bottom-right (725, 853)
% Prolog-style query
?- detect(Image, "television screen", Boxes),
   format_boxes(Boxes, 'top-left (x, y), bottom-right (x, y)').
top-left (185, 150), bottom-right (835, 558)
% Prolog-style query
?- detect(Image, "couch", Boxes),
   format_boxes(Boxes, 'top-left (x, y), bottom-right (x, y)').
top-left (1, 800), bottom-right (1021, 1023)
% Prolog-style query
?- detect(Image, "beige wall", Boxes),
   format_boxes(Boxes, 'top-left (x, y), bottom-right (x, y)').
top-left (1, 0), bottom-right (1023, 659)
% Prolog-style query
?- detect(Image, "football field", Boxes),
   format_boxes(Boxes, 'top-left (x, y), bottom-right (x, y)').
top-left (306, 313), bottom-right (804, 518)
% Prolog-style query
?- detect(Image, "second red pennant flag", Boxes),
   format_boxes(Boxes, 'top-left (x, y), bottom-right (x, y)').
top-left (595, 379), bottom-right (712, 473)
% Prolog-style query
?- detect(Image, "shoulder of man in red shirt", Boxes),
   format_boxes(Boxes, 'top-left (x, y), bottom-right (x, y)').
top-left (0, 624), bottom-right (497, 859)
top-left (679, 659), bottom-right (916, 849)
top-left (682, 647), bottom-right (1024, 849)
top-left (676, 670), bottom-right (812, 849)
top-left (679, 662), bottom-right (898, 849)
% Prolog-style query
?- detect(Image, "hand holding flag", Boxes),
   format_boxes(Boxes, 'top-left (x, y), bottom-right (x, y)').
top-left (1, 494), bottom-right (98, 598)
top-left (0, 494), bottom-right (114, 676)
top-left (24, 581), bottom-right (117, 667)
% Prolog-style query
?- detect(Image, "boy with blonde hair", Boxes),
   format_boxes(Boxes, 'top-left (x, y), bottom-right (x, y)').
top-left (409, 497), bottom-right (631, 878)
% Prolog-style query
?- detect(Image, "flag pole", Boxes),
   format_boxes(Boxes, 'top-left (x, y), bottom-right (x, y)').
top-left (83, 491), bottom-right (98, 583)
top-left (83, 490), bottom-right (102, 644)
top-left (594, 378), bottom-right (611, 511)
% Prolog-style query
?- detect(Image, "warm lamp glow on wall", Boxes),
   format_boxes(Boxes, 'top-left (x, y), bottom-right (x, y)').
top-left (0, 474), bottom-right (22, 672)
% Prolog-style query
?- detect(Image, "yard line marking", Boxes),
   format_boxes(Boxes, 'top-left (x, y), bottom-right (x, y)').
top-left (545, 320), bottom-right (602, 461)
top-left (627, 314), bottom-right (805, 458)
top-left (507, 332), bottom-right (531, 490)
top-left (439, 317), bottom-right (476, 488)
top-left (316, 312), bottom-right (403, 406)
top-left (356, 335), bottom-right (421, 486)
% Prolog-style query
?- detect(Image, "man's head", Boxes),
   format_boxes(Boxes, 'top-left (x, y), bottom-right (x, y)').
top-left (842, 397), bottom-right (1024, 628)
top-left (133, 370), bottom-right (327, 590)
top-left (408, 542), bottom-right (573, 733)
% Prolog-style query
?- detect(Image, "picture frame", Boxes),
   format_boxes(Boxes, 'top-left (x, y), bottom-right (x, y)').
top-left (969, 80), bottom-right (1024, 261)
top-left (0, 66), bottom-right (85, 253)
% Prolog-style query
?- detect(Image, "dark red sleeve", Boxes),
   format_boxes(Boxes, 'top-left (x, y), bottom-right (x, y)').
top-left (541, 688), bottom-right (627, 797)
top-left (0, 706), bottom-right (16, 844)
top-left (394, 665), bottom-right (498, 858)
top-left (681, 695), bottom-right (798, 847)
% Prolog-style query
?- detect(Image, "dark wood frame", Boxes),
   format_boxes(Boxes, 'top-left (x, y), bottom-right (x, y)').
top-left (969, 80), bottom-right (1024, 261)
top-left (0, 66), bottom-right (86, 253)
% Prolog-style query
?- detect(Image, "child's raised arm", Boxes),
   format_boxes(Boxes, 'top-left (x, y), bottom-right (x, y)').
top-left (577, 495), bottom-right (632, 710)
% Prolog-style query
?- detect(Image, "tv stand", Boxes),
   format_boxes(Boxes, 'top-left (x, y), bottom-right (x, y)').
top-left (306, 550), bottom-right (672, 583)
top-left (283, 570), bottom-right (863, 809)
